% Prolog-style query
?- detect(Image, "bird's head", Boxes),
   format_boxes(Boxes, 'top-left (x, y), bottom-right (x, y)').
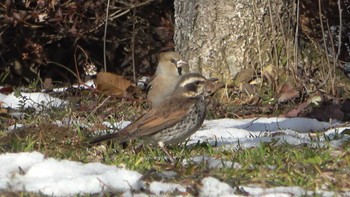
top-left (157, 51), bottom-right (188, 76)
top-left (173, 73), bottom-right (208, 98)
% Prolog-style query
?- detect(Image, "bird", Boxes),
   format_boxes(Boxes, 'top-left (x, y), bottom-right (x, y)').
top-left (90, 73), bottom-right (209, 161)
top-left (147, 51), bottom-right (188, 107)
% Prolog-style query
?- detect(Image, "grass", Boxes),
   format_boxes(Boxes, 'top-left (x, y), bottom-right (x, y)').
top-left (1, 90), bottom-right (350, 196)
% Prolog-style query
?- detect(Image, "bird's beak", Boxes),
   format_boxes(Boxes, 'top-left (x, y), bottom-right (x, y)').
top-left (207, 77), bottom-right (219, 82)
top-left (176, 59), bottom-right (188, 68)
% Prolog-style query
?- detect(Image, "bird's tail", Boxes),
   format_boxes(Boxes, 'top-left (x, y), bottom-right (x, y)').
top-left (89, 132), bottom-right (124, 144)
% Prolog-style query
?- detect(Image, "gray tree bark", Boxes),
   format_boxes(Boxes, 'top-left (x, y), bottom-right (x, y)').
top-left (174, 0), bottom-right (295, 84)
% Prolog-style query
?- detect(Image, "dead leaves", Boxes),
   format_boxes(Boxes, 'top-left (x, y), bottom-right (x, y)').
top-left (262, 64), bottom-right (278, 88)
top-left (234, 68), bottom-right (255, 85)
top-left (0, 101), bottom-right (8, 114)
top-left (277, 81), bottom-right (299, 103)
top-left (94, 72), bottom-right (133, 98)
top-left (233, 65), bottom-right (300, 103)
top-left (205, 78), bottom-right (224, 96)
top-left (233, 68), bottom-right (257, 97)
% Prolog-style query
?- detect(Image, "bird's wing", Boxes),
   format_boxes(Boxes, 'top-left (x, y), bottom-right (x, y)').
top-left (130, 98), bottom-right (195, 137)
top-left (89, 98), bottom-right (195, 144)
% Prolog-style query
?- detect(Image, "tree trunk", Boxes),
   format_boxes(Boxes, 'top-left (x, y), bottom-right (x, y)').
top-left (174, 0), bottom-right (295, 84)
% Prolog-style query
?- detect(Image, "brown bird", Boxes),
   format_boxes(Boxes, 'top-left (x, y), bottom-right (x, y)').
top-left (147, 51), bottom-right (188, 107)
top-left (90, 73), bottom-right (209, 161)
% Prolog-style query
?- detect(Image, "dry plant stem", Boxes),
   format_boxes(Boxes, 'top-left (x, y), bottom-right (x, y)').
top-left (46, 6), bottom-right (130, 43)
top-left (267, 0), bottom-right (279, 90)
top-left (317, 0), bottom-right (335, 94)
top-left (85, 9), bottom-right (130, 35)
top-left (109, 9), bottom-right (130, 20)
top-left (318, 0), bottom-right (331, 68)
top-left (118, 0), bottom-right (155, 9)
top-left (336, 0), bottom-right (343, 62)
top-left (90, 96), bottom-right (111, 116)
top-left (73, 45), bottom-right (106, 90)
top-left (47, 61), bottom-right (96, 90)
top-left (158, 142), bottom-right (176, 164)
top-left (252, 0), bottom-right (263, 78)
top-left (71, 45), bottom-right (100, 90)
top-left (103, 0), bottom-right (111, 72)
top-left (73, 46), bottom-right (84, 83)
top-left (131, 5), bottom-right (137, 83)
top-left (276, 3), bottom-right (289, 69)
top-left (294, 0), bottom-right (300, 81)
top-left (97, 177), bottom-right (116, 193)
top-left (74, 46), bottom-right (92, 80)
top-left (46, 61), bottom-right (79, 80)
top-left (325, 21), bottom-right (337, 94)
top-left (267, 0), bottom-right (279, 69)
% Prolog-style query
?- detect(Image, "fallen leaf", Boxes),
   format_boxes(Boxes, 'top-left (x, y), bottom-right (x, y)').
top-left (0, 108), bottom-right (8, 114)
top-left (233, 68), bottom-right (255, 84)
top-left (0, 102), bottom-right (7, 114)
top-left (283, 94), bottom-right (323, 118)
top-left (283, 101), bottom-right (310, 118)
top-left (94, 72), bottom-right (132, 98)
top-left (249, 77), bottom-right (263, 85)
top-left (43, 77), bottom-right (54, 90)
top-left (239, 82), bottom-right (255, 96)
top-left (262, 64), bottom-right (278, 86)
top-left (277, 82), bottom-right (299, 103)
top-left (308, 94), bottom-right (322, 106)
top-left (0, 86), bottom-right (13, 94)
top-left (205, 78), bottom-right (224, 95)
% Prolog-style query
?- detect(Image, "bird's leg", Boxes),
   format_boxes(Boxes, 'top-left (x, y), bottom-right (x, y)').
top-left (158, 141), bottom-right (175, 163)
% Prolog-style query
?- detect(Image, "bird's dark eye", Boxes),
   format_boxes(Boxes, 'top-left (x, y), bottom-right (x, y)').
top-left (194, 80), bottom-right (203, 85)
top-left (170, 59), bottom-right (177, 64)
top-left (185, 83), bottom-right (197, 92)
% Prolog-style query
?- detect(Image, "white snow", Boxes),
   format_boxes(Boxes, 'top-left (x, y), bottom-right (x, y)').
top-left (200, 177), bottom-right (339, 197)
top-left (0, 92), bottom-right (65, 109)
top-left (200, 177), bottom-right (236, 197)
top-left (149, 181), bottom-right (186, 195)
top-left (52, 80), bottom-right (96, 92)
top-left (0, 152), bottom-right (142, 196)
top-left (189, 118), bottom-right (348, 149)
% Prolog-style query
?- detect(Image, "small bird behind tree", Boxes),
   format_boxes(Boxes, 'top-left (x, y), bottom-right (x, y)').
top-left (147, 51), bottom-right (188, 107)
top-left (90, 73), bottom-right (210, 162)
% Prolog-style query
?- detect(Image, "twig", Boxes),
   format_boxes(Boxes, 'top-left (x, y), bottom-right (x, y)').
top-left (252, 0), bottom-right (263, 78)
top-left (131, 4), bottom-right (137, 83)
top-left (46, 61), bottom-right (78, 80)
top-left (267, 0), bottom-right (279, 71)
top-left (118, 0), bottom-right (155, 8)
top-left (294, 0), bottom-right (300, 70)
top-left (46, 59), bottom-right (96, 91)
top-left (90, 95), bottom-right (111, 116)
top-left (317, 0), bottom-right (335, 94)
top-left (336, 0), bottom-right (342, 62)
top-left (103, 0), bottom-right (111, 72)
top-left (83, 9), bottom-right (130, 35)
top-left (325, 20), bottom-right (337, 94)
top-left (276, 2), bottom-right (289, 69)
top-left (318, 0), bottom-right (330, 66)
top-left (109, 9), bottom-right (130, 20)
top-left (73, 45), bottom-right (91, 84)
top-left (267, 0), bottom-right (278, 64)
